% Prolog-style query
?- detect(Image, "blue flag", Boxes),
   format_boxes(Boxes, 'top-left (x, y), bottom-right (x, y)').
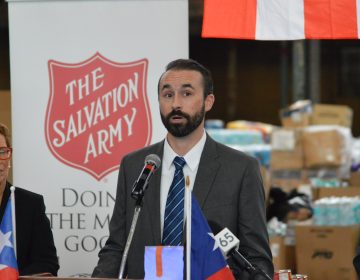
top-left (191, 194), bottom-right (235, 280)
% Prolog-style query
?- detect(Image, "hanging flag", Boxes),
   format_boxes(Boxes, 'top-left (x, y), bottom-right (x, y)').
top-left (0, 198), bottom-right (19, 280)
top-left (202, 0), bottom-right (360, 40)
top-left (191, 194), bottom-right (235, 280)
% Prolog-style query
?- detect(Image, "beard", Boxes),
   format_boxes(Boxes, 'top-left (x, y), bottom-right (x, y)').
top-left (160, 105), bottom-right (205, 137)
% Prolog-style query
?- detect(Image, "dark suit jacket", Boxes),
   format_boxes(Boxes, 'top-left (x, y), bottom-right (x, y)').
top-left (93, 136), bottom-right (273, 279)
top-left (0, 182), bottom-right (59, 276)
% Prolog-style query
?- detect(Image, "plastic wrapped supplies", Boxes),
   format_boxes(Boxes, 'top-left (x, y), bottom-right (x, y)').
top-left (206, 128), bottom-right (271, 166)
top-left (313, 196), bottom-right (360, 226)
top-left (206, 128), bottom-right (264, 146)
top-left (226, 120), bottom-right (275, 143)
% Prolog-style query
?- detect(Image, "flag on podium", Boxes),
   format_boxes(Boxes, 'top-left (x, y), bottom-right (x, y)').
top-left (144, 246), bottom-right (183, 279)
top-left (0, 198), bottom-right (18, 280)
top-left (190, 194), bottom-right (235, 280)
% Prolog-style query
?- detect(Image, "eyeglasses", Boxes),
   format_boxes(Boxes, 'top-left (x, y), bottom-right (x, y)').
top-left (0, 147), bottom-right (12, 160)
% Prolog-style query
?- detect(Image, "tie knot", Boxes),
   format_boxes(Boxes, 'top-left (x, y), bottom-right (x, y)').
top-left (173, 156), bottom-right (186, 170)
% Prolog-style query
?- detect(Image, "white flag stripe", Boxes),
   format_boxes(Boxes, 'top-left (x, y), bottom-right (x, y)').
top-left (357, 0), bottom-right (360, 38)
top-left (256, 0), bottom-right (305, 40)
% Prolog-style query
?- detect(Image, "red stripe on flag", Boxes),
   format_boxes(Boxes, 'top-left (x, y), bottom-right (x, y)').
top-left (207, 267), bottom-right (235, 280)
top-left (155, 246), bottom-right (163, 277)
top-left (0, 267), bottom-right (19, 280)
top-left (304, 0), bottom-right (358, 39)
top-left (202, 0), bottom-right (257, 39)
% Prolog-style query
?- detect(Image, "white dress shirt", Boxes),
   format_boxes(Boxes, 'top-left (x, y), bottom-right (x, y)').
top-left (160, 131), bottom-right (207, 236)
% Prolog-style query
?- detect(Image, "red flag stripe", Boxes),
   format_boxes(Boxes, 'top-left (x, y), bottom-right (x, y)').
top-left (0, 267), bottom-right (19, 280)
top-left (304, 0), bottom-right (358, 38)
top-left (202, 0), bottom-right (257, 39)
top-left (206, 267), bottom-right (235, 280)
top-left (155, 246), bottom-right (163, 277)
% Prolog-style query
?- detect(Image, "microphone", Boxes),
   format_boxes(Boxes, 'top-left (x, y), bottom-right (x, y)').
top-left (131, 154), bottom-right (161, 201)
top-left (119, 154), bottom-right (161, 279)
top-left (209, 222), bottom-right (272, 280)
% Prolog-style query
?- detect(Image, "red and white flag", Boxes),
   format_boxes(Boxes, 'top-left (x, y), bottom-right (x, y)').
top-left (202, 0), bottom-right (360, 40)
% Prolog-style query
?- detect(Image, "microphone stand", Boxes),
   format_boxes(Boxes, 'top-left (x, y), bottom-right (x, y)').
top-left (231, 250), bottom-right (272, 280)
top-left (118, 196), bottom-right (144, 279)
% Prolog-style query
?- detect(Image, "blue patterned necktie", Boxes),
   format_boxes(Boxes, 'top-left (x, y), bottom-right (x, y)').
top-left (162, 156), bottom-right (186, 246)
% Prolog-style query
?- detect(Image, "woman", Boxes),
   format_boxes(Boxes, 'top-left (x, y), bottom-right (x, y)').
top-left (0, 123), bottom-right (59, 276)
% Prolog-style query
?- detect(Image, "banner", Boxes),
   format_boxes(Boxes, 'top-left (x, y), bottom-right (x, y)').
top-left (7, 0), bottom-right (188, 275)
top-left (202, 0), bottom-right (360, 40)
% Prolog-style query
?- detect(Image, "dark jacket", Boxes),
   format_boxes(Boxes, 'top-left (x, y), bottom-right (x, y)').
top-left (93, 136), bottom-right (273, 279)
top-left (0, 182), bottom-right (59, 276)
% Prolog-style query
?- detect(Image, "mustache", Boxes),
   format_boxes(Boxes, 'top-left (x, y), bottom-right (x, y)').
top-left (166, 109), bottom-right (190, 120)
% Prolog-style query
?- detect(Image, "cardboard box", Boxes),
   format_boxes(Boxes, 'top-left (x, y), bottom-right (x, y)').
top-left (295, 224), bottom-right (360, 280)
top-left (270, 236), bottom-right (296, 272)
top-left (281, 113), bottom-right (311, 128)
top-left (280, 100), bottom-right (312, 128)
top-left (312, 104), bottom-right (353, 128)
top-left (316, 187), bottom-right (360, 199)
top-left (271, 129), bottom-right (304, 170)
top-left (302, 129), bottom-right (343, 168)
top-left (350, 172), bottom-right (360, 186)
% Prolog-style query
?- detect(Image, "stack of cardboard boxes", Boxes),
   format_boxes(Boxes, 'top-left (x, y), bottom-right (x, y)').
top-left (270, 102), bottom-right (360, 279)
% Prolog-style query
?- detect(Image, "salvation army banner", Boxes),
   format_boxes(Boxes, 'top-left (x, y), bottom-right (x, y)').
top-left (46, 54), bottom-right (152, 180)
top-left (7, 0), bottom-right (188, 276)
top-left (202, 0), bottom-right (360, 40)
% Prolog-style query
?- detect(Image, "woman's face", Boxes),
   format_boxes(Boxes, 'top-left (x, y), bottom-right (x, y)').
top-left (0, 134), bottom-right (11, 187)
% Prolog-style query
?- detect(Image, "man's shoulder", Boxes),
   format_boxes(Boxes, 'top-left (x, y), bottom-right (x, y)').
top-left (209, 137), bottom-right (257, 163)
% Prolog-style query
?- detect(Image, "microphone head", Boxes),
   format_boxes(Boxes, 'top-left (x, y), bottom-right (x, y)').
top-left (208, 221), bottom-right (240, 257)
top-left (145, 154), bottom-right (161, 168)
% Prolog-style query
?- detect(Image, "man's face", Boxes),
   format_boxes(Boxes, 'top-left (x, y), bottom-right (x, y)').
top-left (158, 69), bottom-right (214, 137)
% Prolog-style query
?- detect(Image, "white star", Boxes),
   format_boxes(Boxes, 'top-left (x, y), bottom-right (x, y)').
top-left (0, 230), bottom-right (13, 254)
top-left (208, 232), bottom-right (220, 251)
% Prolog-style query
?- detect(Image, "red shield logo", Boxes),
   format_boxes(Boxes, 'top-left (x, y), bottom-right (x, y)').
top-left (45, 53), bottom-right (152, 180)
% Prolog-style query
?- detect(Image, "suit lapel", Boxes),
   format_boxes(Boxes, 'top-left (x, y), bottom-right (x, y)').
top-left (143, 136), bottom-right (220, 242)
top-left (143, 142), bottom-right (164, 244)
top-left (193, 136), bottom-right (220, 208)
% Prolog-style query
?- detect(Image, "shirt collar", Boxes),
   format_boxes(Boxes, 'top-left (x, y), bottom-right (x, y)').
top-left (163, 130), bottom-right (207, 171)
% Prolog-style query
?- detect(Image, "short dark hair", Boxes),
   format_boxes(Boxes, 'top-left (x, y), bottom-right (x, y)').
top-left (0, 123), bottom-right (11, 147)
top-left (158, 58), bottom-right (213, 97)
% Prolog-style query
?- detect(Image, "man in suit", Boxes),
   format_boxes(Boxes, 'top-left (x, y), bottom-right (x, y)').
top-left (92, 59), bottom-right (273, 279)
